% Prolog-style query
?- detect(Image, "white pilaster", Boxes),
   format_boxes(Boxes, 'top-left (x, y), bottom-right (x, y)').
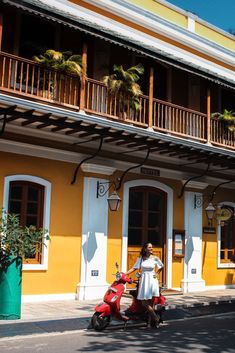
top-left (187, 15), bottom-right (196, 32)
top-left (77, 177), bottom-right (109, 300)
top-left (181, 191), bottom-right (205, 292)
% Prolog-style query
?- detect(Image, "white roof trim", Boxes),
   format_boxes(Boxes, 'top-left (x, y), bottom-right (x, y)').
top-left (4, 0), bottom-right (235, 85)
top-left (80, 0), bottom-right (235, 63)
top-left (29, 0), bottom-right (235, 83)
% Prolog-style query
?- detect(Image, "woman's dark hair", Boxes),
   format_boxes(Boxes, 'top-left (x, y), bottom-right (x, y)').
top-left (140, 242), bottom-right (151, 258)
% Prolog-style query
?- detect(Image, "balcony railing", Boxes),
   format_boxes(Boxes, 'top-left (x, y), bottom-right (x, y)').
top-left (85, 78), bottom-right (149, 127)
top-left (0, 51), bottom-right (234, 150)
top-left (0, 52), bottom-right (80, 109)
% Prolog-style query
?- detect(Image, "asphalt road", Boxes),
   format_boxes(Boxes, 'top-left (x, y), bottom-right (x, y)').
top-left (0, 312), bottom-right (235, 353)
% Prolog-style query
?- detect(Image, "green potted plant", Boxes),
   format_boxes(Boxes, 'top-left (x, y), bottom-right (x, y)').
top-left (103, 63), bottom-right (144, 117)
top-left (33, 49), bottom-right (83, 99)
top-left (211, 109), bottom-right (235, 133)
top-left (0, 210), bottom-right (49, 320)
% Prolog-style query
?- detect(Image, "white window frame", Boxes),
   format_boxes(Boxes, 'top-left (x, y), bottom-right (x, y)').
top-left (3, 175), bottom-right (51, 271)
top-left (217, 201), bottom-right (235, 269)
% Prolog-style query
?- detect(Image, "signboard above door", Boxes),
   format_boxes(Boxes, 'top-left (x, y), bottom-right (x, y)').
top-left (140, 167), bottom-right (160, 177)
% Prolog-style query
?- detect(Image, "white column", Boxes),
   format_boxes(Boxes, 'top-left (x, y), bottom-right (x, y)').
top-left (187, 13), bottom-right (197, 32)
top-left (77, 176), bottom-right (109, 300)
top-left (181, 191), bottom-right (205, 292)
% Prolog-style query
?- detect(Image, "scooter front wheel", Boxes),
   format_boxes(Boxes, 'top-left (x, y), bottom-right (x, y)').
top-left (92, 312), bottom-right (111, 331)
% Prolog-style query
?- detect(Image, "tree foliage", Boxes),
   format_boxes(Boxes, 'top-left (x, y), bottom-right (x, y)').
top-left (103, 63), bottom-right (144, 111)
top-left (33, 49), bottom-right (83, 77)
top-left (0, 211), bottom-right (49, 269)
top-left (212, 109), bottom-right (235, 132)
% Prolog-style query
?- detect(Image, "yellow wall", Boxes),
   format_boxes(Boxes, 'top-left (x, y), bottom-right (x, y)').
top-left (128, 0), bottom-right (235, 51)
top-left (127, 0), bottom-right (187, 28)
top-left (1, 150), bottom-right (234, 295)
top-left (196, 23), bottom-right (235, 51)
top-left (0, 151), bottom-right (83, 295)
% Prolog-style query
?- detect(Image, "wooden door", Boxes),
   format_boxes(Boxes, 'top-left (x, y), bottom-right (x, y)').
top-left (127, 187), bottom-right (166, 288)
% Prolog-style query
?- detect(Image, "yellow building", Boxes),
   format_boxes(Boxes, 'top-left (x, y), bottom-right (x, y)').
top-left (0, 0), bottom-right (234, 301)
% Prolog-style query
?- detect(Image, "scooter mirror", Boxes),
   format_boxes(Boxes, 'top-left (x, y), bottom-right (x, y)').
top-left (115, 262), bottom-right (119, 270)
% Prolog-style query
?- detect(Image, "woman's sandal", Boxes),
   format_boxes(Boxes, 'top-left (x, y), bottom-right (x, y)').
top-left (150, 317), bottom-right (160, 329)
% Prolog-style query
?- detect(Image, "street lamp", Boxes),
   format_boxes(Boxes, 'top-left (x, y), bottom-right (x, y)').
top-left (205, 203), bottom-right (216, 226)
top-left (107, 191), bottom-right (121, 211)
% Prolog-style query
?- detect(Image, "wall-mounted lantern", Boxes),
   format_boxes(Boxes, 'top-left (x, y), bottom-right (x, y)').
top-left (96, 181), bottom-right (121, 211)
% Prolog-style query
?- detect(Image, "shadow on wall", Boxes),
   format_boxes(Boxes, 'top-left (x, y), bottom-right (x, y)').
top-left (225, 270), bottom-right (235, 285)
top-left (82, 232), bottom-right (98, 262)
top-left (185, 235), bottom-right (193, 264)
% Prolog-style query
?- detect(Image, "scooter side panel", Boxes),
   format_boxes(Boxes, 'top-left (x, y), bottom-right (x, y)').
top-left (95, 302), bottom-right (111, 316)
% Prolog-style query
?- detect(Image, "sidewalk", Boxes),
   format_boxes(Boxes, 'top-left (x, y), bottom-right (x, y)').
top-left (0, 288), bottom-right (235, 339)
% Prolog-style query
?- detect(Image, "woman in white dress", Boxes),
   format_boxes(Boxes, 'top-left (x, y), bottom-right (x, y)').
top-left (125, 242), bottom-right (163, 327)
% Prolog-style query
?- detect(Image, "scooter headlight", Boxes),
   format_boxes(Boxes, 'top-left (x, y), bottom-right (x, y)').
top-left (116, 272), bottom-right (122, 281)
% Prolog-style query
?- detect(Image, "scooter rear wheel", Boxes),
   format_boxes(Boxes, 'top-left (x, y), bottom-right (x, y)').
top-left (92, 312), bottom-right (111, 331)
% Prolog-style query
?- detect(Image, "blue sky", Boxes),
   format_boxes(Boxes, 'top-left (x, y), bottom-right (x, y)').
top-left (166, 0), bottom-right (235, 34)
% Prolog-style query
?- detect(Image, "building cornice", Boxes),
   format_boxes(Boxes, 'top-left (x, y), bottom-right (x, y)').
top-left (4, 0), bottom-right (235, 86)
top-left (80, 0), bottom-right (235, 65)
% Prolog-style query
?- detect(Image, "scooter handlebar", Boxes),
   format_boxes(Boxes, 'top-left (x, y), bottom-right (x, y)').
top-left (116, 272), bottom-right (133, 284)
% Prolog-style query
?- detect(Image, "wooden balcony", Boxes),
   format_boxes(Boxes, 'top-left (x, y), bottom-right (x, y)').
top-left (0, 51), bottom-right (234, 151)
top-left (0, 52), bottom-right (80, 109)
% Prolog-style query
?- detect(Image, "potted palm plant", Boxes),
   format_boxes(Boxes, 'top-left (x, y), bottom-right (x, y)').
top-left (103, 63), bottom-right (144, 117)
top-left (211, 109), bottom-right (235, 133)
top-left (33, 49), bottom-right (83, 99)
top-left (0, 210), bottom-right (49, 320)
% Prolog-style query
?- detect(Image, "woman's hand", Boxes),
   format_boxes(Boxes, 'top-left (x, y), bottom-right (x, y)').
top-left (125, 267), bottom-right (135, 276)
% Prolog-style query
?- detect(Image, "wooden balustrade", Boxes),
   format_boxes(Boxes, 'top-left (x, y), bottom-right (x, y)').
top-left (211, 118), bottom-right (235, 149)
top-left (85, 78), bottom-right (149, 126)
top-left (0, 51), bottom-right (234, 151)
top-left (152, 98), bottom-right (207, 142)
top-left (0, 51), bottom-right (80, 108)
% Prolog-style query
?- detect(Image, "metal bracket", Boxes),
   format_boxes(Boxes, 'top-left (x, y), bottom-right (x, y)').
top-left (116, 147), bottom-right (151, 191)
top-left (178, 163), bottom-right (210, 199)
top-left (0, 113), bottom-right (7, 137)
top-left (96, 180), bottom-right (116, 198)
top-left (209, 178), bottom-right (235, 203)
top-left (71, 137), bottom-right (103, 185)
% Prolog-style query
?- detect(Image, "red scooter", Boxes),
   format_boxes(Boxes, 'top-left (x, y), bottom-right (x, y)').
top-left (90, 263), bottom-right (166, 331)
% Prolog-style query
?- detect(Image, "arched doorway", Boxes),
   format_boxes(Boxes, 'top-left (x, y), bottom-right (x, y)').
top-left (127, 186), bottom-right (167, 286)
top-left (122, 179), bottom-right (173, 290)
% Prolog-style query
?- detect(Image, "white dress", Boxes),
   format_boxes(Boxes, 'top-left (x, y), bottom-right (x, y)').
top-left (133, 256), bottom-right (163, 300)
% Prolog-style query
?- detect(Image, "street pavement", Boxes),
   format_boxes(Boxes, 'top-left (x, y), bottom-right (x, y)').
top-left (1, 312), bottom-right (234, 353)
top-left (0, 288), bottom-right (235, 339)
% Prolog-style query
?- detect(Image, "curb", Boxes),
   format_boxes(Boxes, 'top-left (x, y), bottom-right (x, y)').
top-left (165, 298), bottom-right (235, 310)
top-left (164, 300), bottom-right (235, 321)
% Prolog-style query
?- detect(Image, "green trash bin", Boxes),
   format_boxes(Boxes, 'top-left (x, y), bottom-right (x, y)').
top-left (0, 257), bottom-right (22, 320)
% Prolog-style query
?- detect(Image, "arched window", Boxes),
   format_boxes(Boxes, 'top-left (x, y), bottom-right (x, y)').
top-left (8, 181), bottom-right (44, 264)
top-left (4, 175), bottom-right (51, 270)
top-left (220, 206), bottom-right (235, 264)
